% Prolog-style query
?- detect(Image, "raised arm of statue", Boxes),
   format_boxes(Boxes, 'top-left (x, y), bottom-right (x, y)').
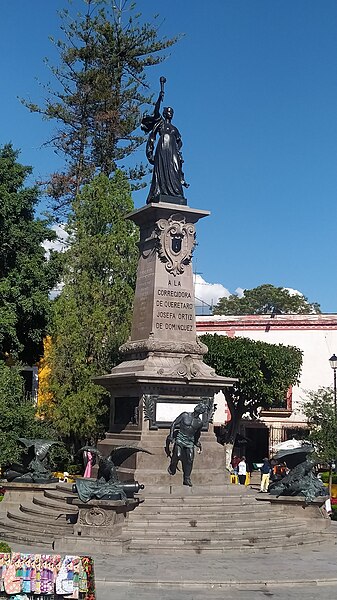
top-left (154, 90), bottom-right (164, 119)
top-left (144, 89), bottom-right (164, 164)
top-left (141, 88), bottom-right (164, 137)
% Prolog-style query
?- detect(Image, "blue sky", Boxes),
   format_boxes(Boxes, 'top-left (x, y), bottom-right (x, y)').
top-left (1, 0), bottom-right (337, 312)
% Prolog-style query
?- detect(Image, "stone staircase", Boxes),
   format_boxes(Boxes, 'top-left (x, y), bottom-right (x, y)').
top-left (122, 485), bottom-right (333, 554)
top-left (0, 484), bottom-right (78, 548)
top-left (0, 483), bottom-right (333, 554)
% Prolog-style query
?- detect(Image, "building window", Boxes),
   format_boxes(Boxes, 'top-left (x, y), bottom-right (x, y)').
top-left (19, 366), bottom-right (38, 403)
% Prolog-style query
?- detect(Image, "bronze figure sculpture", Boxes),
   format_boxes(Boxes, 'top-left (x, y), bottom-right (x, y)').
top-left (141, 76), bottom-right (189, 205)
top-left (76, 445), bottom-right (151, 503)
top-left (5, 438), bottom-right (60, 484)
top-left (269, 445), bottom-right (327, 502)
top-left (166, 403), bottom-right (206, 486)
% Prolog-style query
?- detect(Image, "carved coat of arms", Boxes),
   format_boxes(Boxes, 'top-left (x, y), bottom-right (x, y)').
top-left (155, 213), bottom-right (196, 276)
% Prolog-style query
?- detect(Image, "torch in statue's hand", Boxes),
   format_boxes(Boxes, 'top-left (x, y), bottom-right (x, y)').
top-left (159, 76), bottom-right (166, 102)
top-left (160, 76), bottom-right (166, 94)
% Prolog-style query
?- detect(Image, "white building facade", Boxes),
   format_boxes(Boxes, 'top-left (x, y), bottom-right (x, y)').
top-left (196, 314), bottom-right (337, 460)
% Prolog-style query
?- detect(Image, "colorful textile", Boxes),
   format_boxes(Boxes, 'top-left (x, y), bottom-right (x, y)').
top-left (4, 563), bottom-right (21, 595)
top-left (0, 553), bottom-right (95, 599)
top-left (79, 558), bottom-right (95, 600)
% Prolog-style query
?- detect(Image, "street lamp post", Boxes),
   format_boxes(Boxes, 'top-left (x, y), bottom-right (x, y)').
top-left (329, 354), bottom-right (337, 418)
top-left (329, 354), bottom-right (337, 480)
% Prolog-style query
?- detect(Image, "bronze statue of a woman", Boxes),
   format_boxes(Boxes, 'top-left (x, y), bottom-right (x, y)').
top-left (141, 77), bottom-right (189, 205)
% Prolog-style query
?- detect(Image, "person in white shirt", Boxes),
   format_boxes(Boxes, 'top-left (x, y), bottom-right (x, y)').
top-left (238, 456), bottom-right (247, 485)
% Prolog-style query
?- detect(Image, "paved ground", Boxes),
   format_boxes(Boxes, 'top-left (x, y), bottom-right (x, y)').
top-left (13, 529), bottom-right (337, 600)
top-left (95, 584), bottom-right (337, 600)
top-left (94, 544), bottom-right (337, 599)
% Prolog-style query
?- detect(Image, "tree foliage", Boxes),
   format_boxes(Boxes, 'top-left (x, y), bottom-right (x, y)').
top-left (37, 336), bottom-right (54, 407)
top-left (0, 144), bottom-right (60, 364)
top-left (0, 362), bottom-right (55, 467)
top-left (201, 334), bottom-right (303, 444)
top-left (213, 284), bottom-right (321, 316)
top-left (302, 387), bottom-right (337, 463)
top-left (41, 171), bottom-right (138, 449)
top-left (24, 0), bottom-right (179, 213)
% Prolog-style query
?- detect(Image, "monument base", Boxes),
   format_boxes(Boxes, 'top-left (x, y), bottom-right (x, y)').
top-left (98, 427), bottom-right (226, 486)
top-left (95, 201), bottom-right (236, 487)
top-left (68, 497), bottom-right (140, 539)
top-left (149, 194), bottom-right (187, 205)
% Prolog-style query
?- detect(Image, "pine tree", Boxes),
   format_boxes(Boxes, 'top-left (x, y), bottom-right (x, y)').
top-left (43, 171), bottom-right (138, 449)
top-left (24, 0), bottom-right (179, 213)
top-left (0, 144), bottom-right (60, 364)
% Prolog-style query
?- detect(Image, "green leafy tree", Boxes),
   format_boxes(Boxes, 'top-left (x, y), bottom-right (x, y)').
top-left (43, 171), bottom-right (138, 450)
top-left (24, 0), bottom-right (179, 212)
top-left (302, 387), bottom-right (337, 494)
top-left (0, 362), bottom-right (55, 467)
top-left (201, 334), bottom-right (303, 465)
top-left (0, 144), bottom-right (60, 364)
top-left (213, 284), bottom-right (321, 316)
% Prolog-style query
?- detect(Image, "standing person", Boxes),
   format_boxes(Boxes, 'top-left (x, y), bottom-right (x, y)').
top-left (238, 456), bottom-right (247, 485)
top-left (83, 449), bottom-right (93, 478)
top-left (231, 455), bottom-right (240, 476)
top-left (260, 457), bottom-right (272, 492)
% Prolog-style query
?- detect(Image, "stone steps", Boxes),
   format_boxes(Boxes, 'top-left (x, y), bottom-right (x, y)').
top-left (6, 509), bottom-right (73, 534)
top-left (32, 495), bottom-right (78, 513)
top-left (126, 531), bottom-right (332, 553)
top-left (0, 516), bottom-right (59, 547)
top-left (121, 485), bottom-right (333, 554)
top-left (125, 524), bottom-right (308, 540)
top-left (43, 489), bottom-right (74, 503)
top-left (20, 500), bottom-right (63, 515)
top-left (128, 512), bottom-right (284, 523)
top-left (138, 497), bottom-right (256, 505)
top-left (56, 483), bottom-right (75, 493)
top-left (136, 496), bottom-right (266, 505)
top-left (126, 515), bottom-right (301, 529)
top-left (127, 504), bottom-right (280, 516)
top-left (0, 482), bottom-right (78, 549)
top-left (19, 502), bottom-right (75, 522)
top-left (0, 480), bottom-right (331, 555)
top-left (0, 528), bottom-right (52, 548)
top-left (142, 484), bottom-right (250, 496)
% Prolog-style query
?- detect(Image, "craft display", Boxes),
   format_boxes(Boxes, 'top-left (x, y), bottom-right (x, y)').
top-left (0, 554), bottom-right (95, 600)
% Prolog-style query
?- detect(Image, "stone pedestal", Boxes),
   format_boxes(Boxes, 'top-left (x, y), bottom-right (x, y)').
top-left (256, 495), bottom-right (331, 528)
top-left (95, 202), bottom-right (236, 483)
top-left (68, 497), bottom-right (139, 538)
top-left (99, 429), bottom-right (227, 486)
